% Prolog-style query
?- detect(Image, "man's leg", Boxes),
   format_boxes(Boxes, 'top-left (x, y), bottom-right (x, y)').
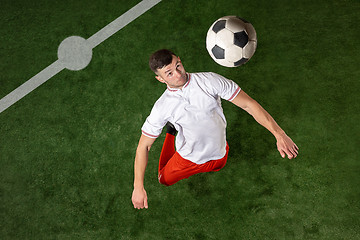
top-left (159, 143), bottom-right (229, 186)
top-left (158, 133), bottom-right (176, 172)
top-left (158, 123), bottom-right (177, 173)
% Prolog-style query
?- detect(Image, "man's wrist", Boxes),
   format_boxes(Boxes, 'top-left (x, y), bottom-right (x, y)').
top-left (134, 182), bottom-right (144, 189)
top-left (273, 129), bottom-right (286, 140)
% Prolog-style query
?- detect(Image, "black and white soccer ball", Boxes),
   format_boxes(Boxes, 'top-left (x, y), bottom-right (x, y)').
top-left (206, 16), bottom-right (257, 67)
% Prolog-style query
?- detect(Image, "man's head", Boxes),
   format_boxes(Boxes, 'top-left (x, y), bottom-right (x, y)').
top-left (149, 49), bottom-right (188, 89)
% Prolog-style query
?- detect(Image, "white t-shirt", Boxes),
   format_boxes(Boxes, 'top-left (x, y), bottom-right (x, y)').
top-left (142, 72), bottom-right (241, 164)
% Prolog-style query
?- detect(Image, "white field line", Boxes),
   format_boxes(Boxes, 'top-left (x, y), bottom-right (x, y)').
top-left (0, 60), bottom-right (64, 113)
top-left (87, 0), bottom-right (162, 49)
top-left (0, 0), bottom-right (162, 114)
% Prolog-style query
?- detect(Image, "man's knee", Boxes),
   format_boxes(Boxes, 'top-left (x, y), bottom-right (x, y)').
top-left (158, 173), bottom-right (170, 186)
top-left (159, 172), bottom-right (181, 186)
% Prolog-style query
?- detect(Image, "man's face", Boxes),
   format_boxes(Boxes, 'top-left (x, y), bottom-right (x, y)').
top-left (155, 55), bottom-right (187, 89)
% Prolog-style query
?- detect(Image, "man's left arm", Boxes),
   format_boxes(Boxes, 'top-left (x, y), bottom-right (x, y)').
top-left (230, 90), bottom-right (299, 159)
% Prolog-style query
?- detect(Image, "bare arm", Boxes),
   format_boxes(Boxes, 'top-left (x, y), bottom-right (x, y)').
top-left (131, 134), bottom-right (156, 209)
top-left (231, 90), bottom-right (299, 159)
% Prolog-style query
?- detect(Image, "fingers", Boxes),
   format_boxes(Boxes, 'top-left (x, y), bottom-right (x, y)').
top-left (131, 188), bottom-right (148, 210)
top-left (133, 202), bottom-right (146, 209)
top-left (144, 198), bottom-right (148, 209)
top-left (277, 135), bottom-right (299, 159)
top-left (279, 149), bottom-right (286, 158)
top-left (284, 149), bottom-right (294, 159)
top-left (294, 143), bottom-right (299, 151)
top-left (292, 143), bottom-right (299, 154)
top-left (290, 144), bottom-right (299, 158)
top-left (293, 146), bottom-right (299, 156)
top-left (284, 145), bottom-right (299, 159)
top-left (133, 200), bottom-right (148, 209)
top-left (132, 198), bottom-right (148, 209)
top-left (278, 144), bottom-right (299, 159)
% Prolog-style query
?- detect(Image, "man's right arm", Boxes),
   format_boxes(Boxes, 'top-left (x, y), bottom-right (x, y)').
top-left (131, 134), bottom-right (156, 209)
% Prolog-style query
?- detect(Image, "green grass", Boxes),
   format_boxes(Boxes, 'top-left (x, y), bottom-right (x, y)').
top-left (1, 0), bottom-right (359, 239)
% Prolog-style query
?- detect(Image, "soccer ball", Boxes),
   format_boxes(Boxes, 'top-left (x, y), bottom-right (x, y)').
top-left (206, 16), bottom-right (257, 67)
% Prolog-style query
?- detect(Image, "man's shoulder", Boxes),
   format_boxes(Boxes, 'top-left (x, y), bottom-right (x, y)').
top-left (190, 72), bottom-right (220, 79)
top-left (190, 72), bottom-right (227, 89)
top-left (153, 89), bottom-right (178, 108)
top-left (153, 90), bottom-right (169, 105)
top-left (190, 72), bottom-right (226, 85)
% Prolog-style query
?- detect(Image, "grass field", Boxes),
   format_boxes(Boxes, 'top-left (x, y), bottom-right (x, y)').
top-left (1, 0), bottom-right (359, 239)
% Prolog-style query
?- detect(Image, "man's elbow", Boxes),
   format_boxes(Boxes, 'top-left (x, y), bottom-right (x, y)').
top-left (241, 99), bottom-right (258, 115)
top-left (146, 145), bottom-right (152, 152)
top-left (137, 142), bottom-right (152, 154)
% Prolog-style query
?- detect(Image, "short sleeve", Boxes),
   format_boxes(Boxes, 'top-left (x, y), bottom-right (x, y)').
top-left (206, 72), bottom-right (241, 101)
top-left (141, 101), bottom-right (167, 138)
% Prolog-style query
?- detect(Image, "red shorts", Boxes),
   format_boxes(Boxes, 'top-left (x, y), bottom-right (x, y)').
top-left (158, 133), bottom-right (229, 186)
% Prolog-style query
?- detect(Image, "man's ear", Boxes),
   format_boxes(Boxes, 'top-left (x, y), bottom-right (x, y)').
top-left (155, 75), bottom-right (165, 83)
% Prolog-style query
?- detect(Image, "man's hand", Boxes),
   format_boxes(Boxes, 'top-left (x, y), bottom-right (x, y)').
top-left (276, 133), bottom-right (299, 159)
top-left (132, 187), bottom-right (148, 209)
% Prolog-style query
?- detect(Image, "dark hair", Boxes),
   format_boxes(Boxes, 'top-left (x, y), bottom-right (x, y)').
top-left (149, 49), bottom-right (176, 73)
